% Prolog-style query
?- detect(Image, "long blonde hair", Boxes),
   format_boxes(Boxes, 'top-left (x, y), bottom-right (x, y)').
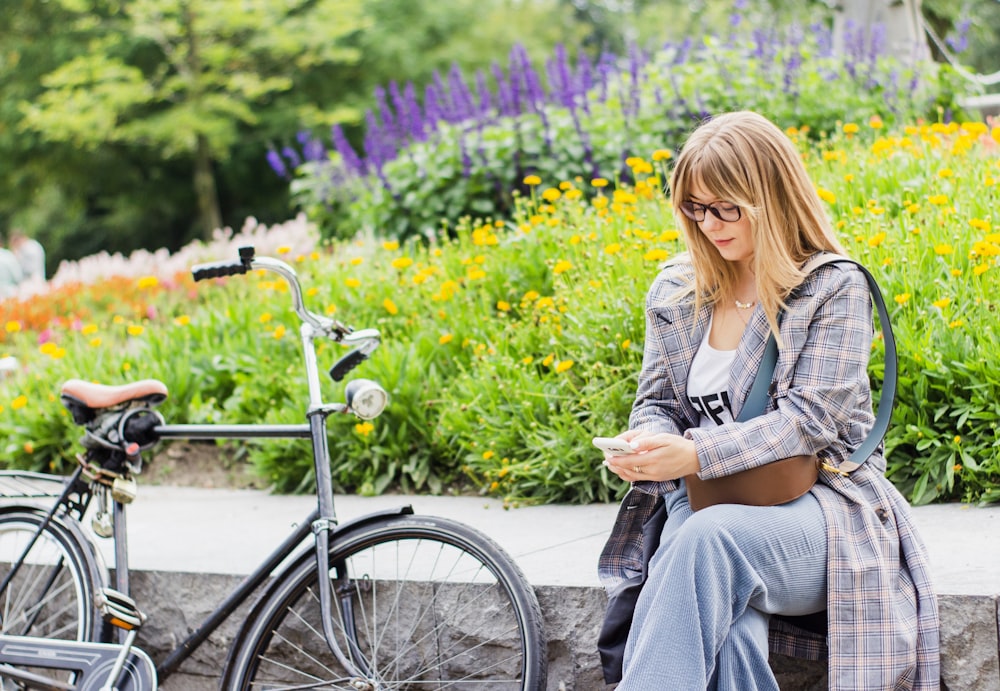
top-left (668, 111), bottom-right (848, 342)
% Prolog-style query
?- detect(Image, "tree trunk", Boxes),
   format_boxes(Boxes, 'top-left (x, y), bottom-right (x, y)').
top-left (832, 0), bottom-right (930, 60)
top-left (194, 133), bottom-right (222, 239)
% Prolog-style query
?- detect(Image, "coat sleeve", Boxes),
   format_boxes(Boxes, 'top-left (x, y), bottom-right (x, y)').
top-left (690, 263), bottom-right (877, 480)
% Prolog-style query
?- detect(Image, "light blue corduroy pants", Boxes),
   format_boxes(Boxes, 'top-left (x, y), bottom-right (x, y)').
top-left (618, 488), bottom-right (828, 690)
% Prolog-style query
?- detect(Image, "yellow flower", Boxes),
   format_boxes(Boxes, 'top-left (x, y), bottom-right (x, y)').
top-left (439, 333), bottom-right (454, 345)
top-left (127, 324), bottom-right (144, 337)
top-left (843, 122), bottom-right (859, 135)
top-left (391, 257), bottom-right (413, 270)
top-left (23, 442), bottom-right (33, 454)
top-left (136, 275), bottom-right (159, 290)
top-left (553, 260), bottom-right (573, 275)
top-left (937, 168), bottom-right (954, 179)
top-left (621, 339), bottom-right (631, 349)
top-left (969, 218), bottom-right (991, 232)
top-left (816, 187), bottom-right (836, 204)
top-left (928, 194), bottom-right (949, 206)
top-left (934, 244), bottom-right (953, 256)
top-left (644, 249), bottom-right (669, 262)
top-left (894, 293), bottom-right (911, 305)
top-left (40, 342), bottom-right (57, 355)
top-left (948, 319), bottom-right (965, 328)
top-left (483, 450), bottom-right (495, 460)
top-left (542, 354), bottom-right (555, 367)
top-left (521, 356), bottom-right (534, 365)
top-left (11, 395), bottom-right (28, 409)
top-left (522, 290), bottom-right (540, 302)
top-left (350, 257), bottom-right (364, 266)
top-left (555, 360), bottom-right (574, 373)
top-left (174, 315), bottom-right (191, 326)
top-left (5, 321), bottom-right (21, 333)
top-left (868, 232), bottom-right (887, 248)
top-left (523, 175), bottom-right (541, 186)
top-left (345, 278), bottom-right (361, 288)
top-left (542, 188), bottom-right (561, 202)
top-left (932, 298), bottom-right (950, 309)
top-left (354, 421), bottom-right (375, 436)
top-left (652, 149), bottom-right (673, 161)
top-left (906, 203), bottom-right (921, 214)
top-left (973, 264), bottom-right (990, 276)
top-left (273, 325), bottom-right (286, 339)
top-left (603, 243), bottom-right (622, 255)
top-left (89, 337), bottom-right (102, 347)
top-left (381, 240), bottom-right (400, 251)
top-left (868, 115), bottom-right (884, 129)
top-left (591, 178), bottom-right (609, 188)
top-left (260, 313), bottom-right (273, 324)
top-left (382, 298), bottom-right (399, 315)
top-left (497, 300), bottom-right (511, 312)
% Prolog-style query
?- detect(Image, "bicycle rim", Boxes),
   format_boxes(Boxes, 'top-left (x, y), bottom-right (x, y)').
top-left (227, 515), bottom-right (547, 690)
top-left (0, 510), bottom-right (101, 689)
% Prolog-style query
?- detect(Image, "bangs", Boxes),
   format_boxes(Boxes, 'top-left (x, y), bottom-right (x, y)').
top-left (672, 139), bottom-right (752, 207)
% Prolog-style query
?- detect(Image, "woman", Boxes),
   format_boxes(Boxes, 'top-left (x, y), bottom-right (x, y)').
top-left (597, 111), bottom-right (939, 689)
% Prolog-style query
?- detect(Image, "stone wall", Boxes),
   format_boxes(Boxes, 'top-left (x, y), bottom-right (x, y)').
top-left (128, 571), bottom-right (998, 690)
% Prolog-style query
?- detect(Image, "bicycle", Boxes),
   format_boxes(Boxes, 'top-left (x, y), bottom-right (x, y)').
top-left (0, 246), bottom-right (548, 690)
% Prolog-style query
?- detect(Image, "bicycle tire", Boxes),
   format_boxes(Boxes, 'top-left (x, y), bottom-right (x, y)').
top-left (223, 514), bottom-right (547, 690)
top-left (0, 509), bottom-right (105, 689)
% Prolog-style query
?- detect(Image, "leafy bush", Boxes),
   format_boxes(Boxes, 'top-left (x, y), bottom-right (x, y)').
top-left (276, 24), bottom-right (964, 244)
top-left (3, 122), bottom-right (998, 508)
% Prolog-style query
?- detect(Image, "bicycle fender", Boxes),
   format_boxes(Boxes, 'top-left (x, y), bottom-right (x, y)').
top-left (0, 634), bottom-right (157, 690)
top-left (0, 505), bottom-right (110, 602)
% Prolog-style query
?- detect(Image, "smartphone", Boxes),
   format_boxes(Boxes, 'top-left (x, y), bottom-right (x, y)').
top-left (592, 436), bottom-right (634, 456)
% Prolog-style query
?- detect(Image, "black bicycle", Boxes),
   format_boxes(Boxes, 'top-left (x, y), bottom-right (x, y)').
top-left (0, 246), bottom-right (547, 690)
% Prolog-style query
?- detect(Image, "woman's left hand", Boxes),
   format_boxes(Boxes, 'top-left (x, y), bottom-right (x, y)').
top-left (603, 431), bottom-right (700, 483)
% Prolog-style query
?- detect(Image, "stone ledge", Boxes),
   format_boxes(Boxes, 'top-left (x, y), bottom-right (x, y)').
top-left (127, 571), bottom-right (998, 691)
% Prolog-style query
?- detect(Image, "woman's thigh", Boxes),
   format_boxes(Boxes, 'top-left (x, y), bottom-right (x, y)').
top-left (656, 489), bottom-right (828, 616)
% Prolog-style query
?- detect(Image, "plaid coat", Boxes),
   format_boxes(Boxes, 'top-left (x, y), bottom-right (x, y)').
top-left (598, 257), bottom-right (940, 689)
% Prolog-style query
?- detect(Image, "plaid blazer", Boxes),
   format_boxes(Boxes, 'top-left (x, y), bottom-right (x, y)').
top-left (598, 257), bottom-right (940, 689)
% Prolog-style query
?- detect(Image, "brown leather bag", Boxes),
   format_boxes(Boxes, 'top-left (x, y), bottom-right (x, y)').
top-left (684, 454), bottom-right (820, 511)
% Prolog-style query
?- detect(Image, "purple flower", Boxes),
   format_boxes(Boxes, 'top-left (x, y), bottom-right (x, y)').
top-left (281, 146), bottom-right (301, 168)
top-left (266, 149), bottom-right (288, 178)
top-left (946, 18), bottom-right (971, 54)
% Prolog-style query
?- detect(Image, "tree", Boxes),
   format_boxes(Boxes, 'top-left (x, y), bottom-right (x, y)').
top-left (18, 0), bottom-right (366, 239)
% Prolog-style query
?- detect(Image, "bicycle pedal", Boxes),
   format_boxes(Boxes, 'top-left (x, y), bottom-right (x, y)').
top-left (97, 587), bottom-right (147, 631)
top-left (111, 475), bottom-right (137, 503)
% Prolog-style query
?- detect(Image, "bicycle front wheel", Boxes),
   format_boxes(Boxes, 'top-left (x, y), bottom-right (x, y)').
top-left (226, 514), bottom-right (547, 690)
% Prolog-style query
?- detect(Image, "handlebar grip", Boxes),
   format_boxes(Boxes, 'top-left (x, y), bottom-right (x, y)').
top-left (329, 349), bottom-right (368, 382)
top-left (191, 260), bottom-right (251, 282)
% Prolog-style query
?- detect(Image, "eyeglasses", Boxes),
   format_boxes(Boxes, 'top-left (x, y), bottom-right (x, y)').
top-left (679, 200), bottom-right (742, 223)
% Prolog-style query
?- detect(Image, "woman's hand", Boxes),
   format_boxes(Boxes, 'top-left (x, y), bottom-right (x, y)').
top-left (602, 431), bottom-right (700, 483)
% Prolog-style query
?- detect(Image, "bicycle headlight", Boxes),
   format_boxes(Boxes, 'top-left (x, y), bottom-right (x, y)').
top-left (345, 379), bottom-right (388, 420)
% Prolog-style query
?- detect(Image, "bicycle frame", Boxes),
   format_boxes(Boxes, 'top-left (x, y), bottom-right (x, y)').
top-left (1, 249), bottom-right (397, 688)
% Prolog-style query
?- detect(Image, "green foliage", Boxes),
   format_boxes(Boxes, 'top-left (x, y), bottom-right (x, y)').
top-left (296, 28), bottom-right (961, 244)
top-left (8, 118), bottom-right (995, 506)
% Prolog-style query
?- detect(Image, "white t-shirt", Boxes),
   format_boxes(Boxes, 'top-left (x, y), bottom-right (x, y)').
top-left (686, 313), bottom-right (736, 428)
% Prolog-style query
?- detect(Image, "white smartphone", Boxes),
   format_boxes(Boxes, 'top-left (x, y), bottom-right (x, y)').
top-left (592, 436), bottom-right (634, 456)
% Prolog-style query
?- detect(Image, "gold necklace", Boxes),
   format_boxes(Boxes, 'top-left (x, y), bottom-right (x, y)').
top-left (734, 298), bottom-right (756, 310)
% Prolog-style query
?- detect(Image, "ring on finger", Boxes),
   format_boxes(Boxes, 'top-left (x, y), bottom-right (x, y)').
top-left (633, 466), bottom-right (642, 474)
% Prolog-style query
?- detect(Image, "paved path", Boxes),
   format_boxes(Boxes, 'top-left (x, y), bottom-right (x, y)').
top-left (100, 486), bottom-right (999, 596)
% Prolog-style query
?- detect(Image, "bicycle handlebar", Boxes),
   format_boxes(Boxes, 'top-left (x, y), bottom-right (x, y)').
top-left (190, 246), bottom-right (382, 382)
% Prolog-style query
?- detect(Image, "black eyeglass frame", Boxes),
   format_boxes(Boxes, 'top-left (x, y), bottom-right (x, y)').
top-left (679, 200), bottom-right (742, 223)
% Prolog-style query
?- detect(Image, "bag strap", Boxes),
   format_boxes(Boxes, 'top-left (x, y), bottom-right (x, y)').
top-left (737, 254), bottom-right (897, 473)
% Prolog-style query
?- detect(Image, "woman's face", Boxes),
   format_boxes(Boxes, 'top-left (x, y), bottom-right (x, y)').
top-left (686, 180), bottom-right (754, 265)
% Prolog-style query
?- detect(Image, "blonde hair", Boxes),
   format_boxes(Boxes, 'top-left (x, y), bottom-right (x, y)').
top-left (667, 111), bottom-right (848, 342)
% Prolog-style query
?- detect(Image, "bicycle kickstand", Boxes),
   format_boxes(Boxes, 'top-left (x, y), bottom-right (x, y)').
top-left (96, 587), bottom-right (148, 691)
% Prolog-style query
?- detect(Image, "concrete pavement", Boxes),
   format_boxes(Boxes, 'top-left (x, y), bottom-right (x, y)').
top-left (101, 485), bottom-right (999, 596)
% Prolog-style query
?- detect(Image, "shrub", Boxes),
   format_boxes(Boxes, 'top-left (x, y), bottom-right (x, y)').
top-left (276, 24), bottom-right (963, 244)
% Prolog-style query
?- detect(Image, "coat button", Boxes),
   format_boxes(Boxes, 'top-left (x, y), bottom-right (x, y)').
top-left (875, 507), bottom-right (889, 523)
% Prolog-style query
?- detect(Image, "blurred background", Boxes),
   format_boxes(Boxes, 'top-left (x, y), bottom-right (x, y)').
top-left (1, 0), bottom-right (997, 275)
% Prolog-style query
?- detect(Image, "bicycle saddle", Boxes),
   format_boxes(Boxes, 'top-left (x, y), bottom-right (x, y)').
top-left (60, 378), bottom-right (169, 424)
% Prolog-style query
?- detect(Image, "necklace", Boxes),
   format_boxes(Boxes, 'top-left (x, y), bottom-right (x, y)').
top-left (734, 298), bottom-right (756, 310)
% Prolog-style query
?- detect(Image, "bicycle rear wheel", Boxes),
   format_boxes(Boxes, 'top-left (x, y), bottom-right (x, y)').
top-left (225, 514), bottom-right (547, 690)
top-left (0, 509), bottom-right (104, 688)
